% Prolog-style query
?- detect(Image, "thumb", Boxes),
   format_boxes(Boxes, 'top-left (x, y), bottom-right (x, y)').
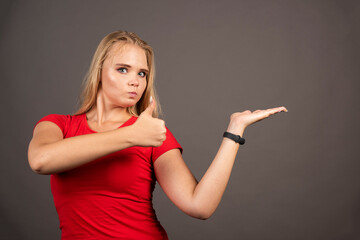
top-left (143, 97), bottom-right (156, 116)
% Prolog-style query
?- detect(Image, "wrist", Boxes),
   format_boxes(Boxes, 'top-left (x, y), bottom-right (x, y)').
top-left (223, 132), bottom-right (245, 145)
top-left (226, 123), bottom-right (245, 137)
top-left (120, 125), bottom-right (137, 147)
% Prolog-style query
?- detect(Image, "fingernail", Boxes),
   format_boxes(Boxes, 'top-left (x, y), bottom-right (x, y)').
top-left (150, 96), bottom-right (153, 103)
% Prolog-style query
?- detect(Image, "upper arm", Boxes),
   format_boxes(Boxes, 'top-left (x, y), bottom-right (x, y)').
top-left (28, 121), bottom-right (64, 171)
top-left (154, 149), bottom-right (198, 216)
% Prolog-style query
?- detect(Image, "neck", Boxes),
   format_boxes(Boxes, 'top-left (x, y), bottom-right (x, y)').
top-left (86, 88), bottom-right (131, 126)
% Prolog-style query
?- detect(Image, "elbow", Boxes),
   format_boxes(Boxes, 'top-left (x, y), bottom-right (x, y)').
top-left (193, 210), bottom-right (213, 220)
top-left (191, 212), bottom-right (213, 220)
top-left (187, 205), bottom-right (215, 220)
top-left (28, 151), bottom-right (51, 175)
top-left (29, 158), bottom-right (47, 175)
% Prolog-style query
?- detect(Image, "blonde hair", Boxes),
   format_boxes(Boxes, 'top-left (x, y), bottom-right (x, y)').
top-left (76, 30), bottom-right (160, 117)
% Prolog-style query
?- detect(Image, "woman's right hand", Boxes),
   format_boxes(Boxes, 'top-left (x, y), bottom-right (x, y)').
top-left (131, 100), bottom-right (167, 147)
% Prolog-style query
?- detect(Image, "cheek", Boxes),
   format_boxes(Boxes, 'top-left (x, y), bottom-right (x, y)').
top-left (102, 71), bottom-right (125, 91)
top-left (138, 79), bottom-right (147, 94)
top-left (103, 71), bottom-right (119, 87)
top-left (143, 78), bottom-right (148, 89)
top-left (141, 80), bottom-right (147, 96)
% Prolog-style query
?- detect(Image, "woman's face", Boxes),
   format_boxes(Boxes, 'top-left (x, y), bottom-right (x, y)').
top-left (100, 43), bottom-right (148, 108)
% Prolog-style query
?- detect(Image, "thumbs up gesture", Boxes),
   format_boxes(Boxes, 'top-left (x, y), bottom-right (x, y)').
top-left (132, 98), bottom-right (167, 147)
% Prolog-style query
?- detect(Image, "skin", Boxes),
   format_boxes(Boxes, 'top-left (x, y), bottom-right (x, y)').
top-left (86, 43), bottom-right (149, 132)
top-left (28, 43), bottom-right (287, 220)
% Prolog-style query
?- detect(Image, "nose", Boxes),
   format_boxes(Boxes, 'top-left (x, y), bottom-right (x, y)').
top-left (128, 75), bottom-right (139, 87)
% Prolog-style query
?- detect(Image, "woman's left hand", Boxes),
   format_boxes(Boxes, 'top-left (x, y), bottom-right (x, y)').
top-left (226, 106), bottom-right (288, 136)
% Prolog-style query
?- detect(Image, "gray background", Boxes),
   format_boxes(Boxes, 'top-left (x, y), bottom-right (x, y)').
top-left (1, 0), bottom-right (360, 239)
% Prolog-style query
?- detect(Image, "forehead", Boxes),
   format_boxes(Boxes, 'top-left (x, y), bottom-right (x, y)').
top-left (105, 43), bottom-right (148, 69)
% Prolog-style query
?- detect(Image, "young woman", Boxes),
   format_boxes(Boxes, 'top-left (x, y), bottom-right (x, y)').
top-left (28, 31), bottom-right (287, 239)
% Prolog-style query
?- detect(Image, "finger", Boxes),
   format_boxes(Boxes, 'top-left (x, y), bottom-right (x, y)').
top-left (271, 106), bottom-right (288, 113)
top-left (143, 98), bottom-right (156, 116)
top-left (252, 108), bottom-right (281, 121)
top-left (241, 110), bottom-right (252, 114)
top-left (278, 106), bottom-right (288, 112)
top-left (253, 106), bottom-right (287, 115)
top-left (265, 108), bottom-right (282, 117)
top-left (265, 106), bottom-right (288, 116)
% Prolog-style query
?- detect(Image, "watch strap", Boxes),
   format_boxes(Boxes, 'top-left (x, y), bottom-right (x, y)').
top-left (223, 132), bottom-right (245, 145)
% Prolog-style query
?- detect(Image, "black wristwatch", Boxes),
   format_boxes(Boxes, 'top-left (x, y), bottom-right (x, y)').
top-left (223, 132), bottom-right (245, 145)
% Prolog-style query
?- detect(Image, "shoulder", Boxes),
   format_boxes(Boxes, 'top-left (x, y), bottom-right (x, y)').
top-left (152, 125), bottom-right (183, 162)
top-left (34, 113), bottom-right (84, 137)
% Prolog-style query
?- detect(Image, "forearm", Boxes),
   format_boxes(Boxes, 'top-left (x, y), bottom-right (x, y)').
top-left (156, 107), bottom-right (287, 220)
top-left (29, 126), bottom-right (134, 174)
top-left (188, 107), bottom-right (287, 218)
top-left (190, 137), bottom-right (240, 219)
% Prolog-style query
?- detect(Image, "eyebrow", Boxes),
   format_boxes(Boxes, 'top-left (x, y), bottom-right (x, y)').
top-left (115, 63), bottom-right (149, 73)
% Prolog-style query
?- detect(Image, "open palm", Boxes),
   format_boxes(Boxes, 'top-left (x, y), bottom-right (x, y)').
top-left (227, 106), bottom-right (288, 136)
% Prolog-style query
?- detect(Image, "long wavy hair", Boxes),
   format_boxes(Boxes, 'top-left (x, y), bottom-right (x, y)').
top-left (75, 30), bottom-right (160, 117)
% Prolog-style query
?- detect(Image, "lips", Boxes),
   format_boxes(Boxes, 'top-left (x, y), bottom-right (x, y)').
top-left (128, 92), bottom-right (137, 97)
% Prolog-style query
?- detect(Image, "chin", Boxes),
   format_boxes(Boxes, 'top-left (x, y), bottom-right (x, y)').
top-left (121, 104), bottom-right (134, 108)
top-left (121, 100), bottom-right (138, 108)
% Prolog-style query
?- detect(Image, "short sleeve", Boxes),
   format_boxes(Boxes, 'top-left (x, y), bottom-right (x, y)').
top-left (34, 114), bottom-right (69, 136)
top-left (151, 127), bottom-right (183, 163)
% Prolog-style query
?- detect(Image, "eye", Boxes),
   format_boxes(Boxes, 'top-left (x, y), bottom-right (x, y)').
top-left (117, 68), bottom-right (127, 73)
top-left (138, 71), bottom-right (147, 78)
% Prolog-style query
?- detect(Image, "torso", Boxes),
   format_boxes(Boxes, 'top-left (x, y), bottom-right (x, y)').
top-left (34, 113), bottom-right (181, 239)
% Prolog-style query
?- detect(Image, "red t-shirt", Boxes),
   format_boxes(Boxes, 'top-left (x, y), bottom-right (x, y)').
top-left (35, 113), bottom-right (182, 240)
